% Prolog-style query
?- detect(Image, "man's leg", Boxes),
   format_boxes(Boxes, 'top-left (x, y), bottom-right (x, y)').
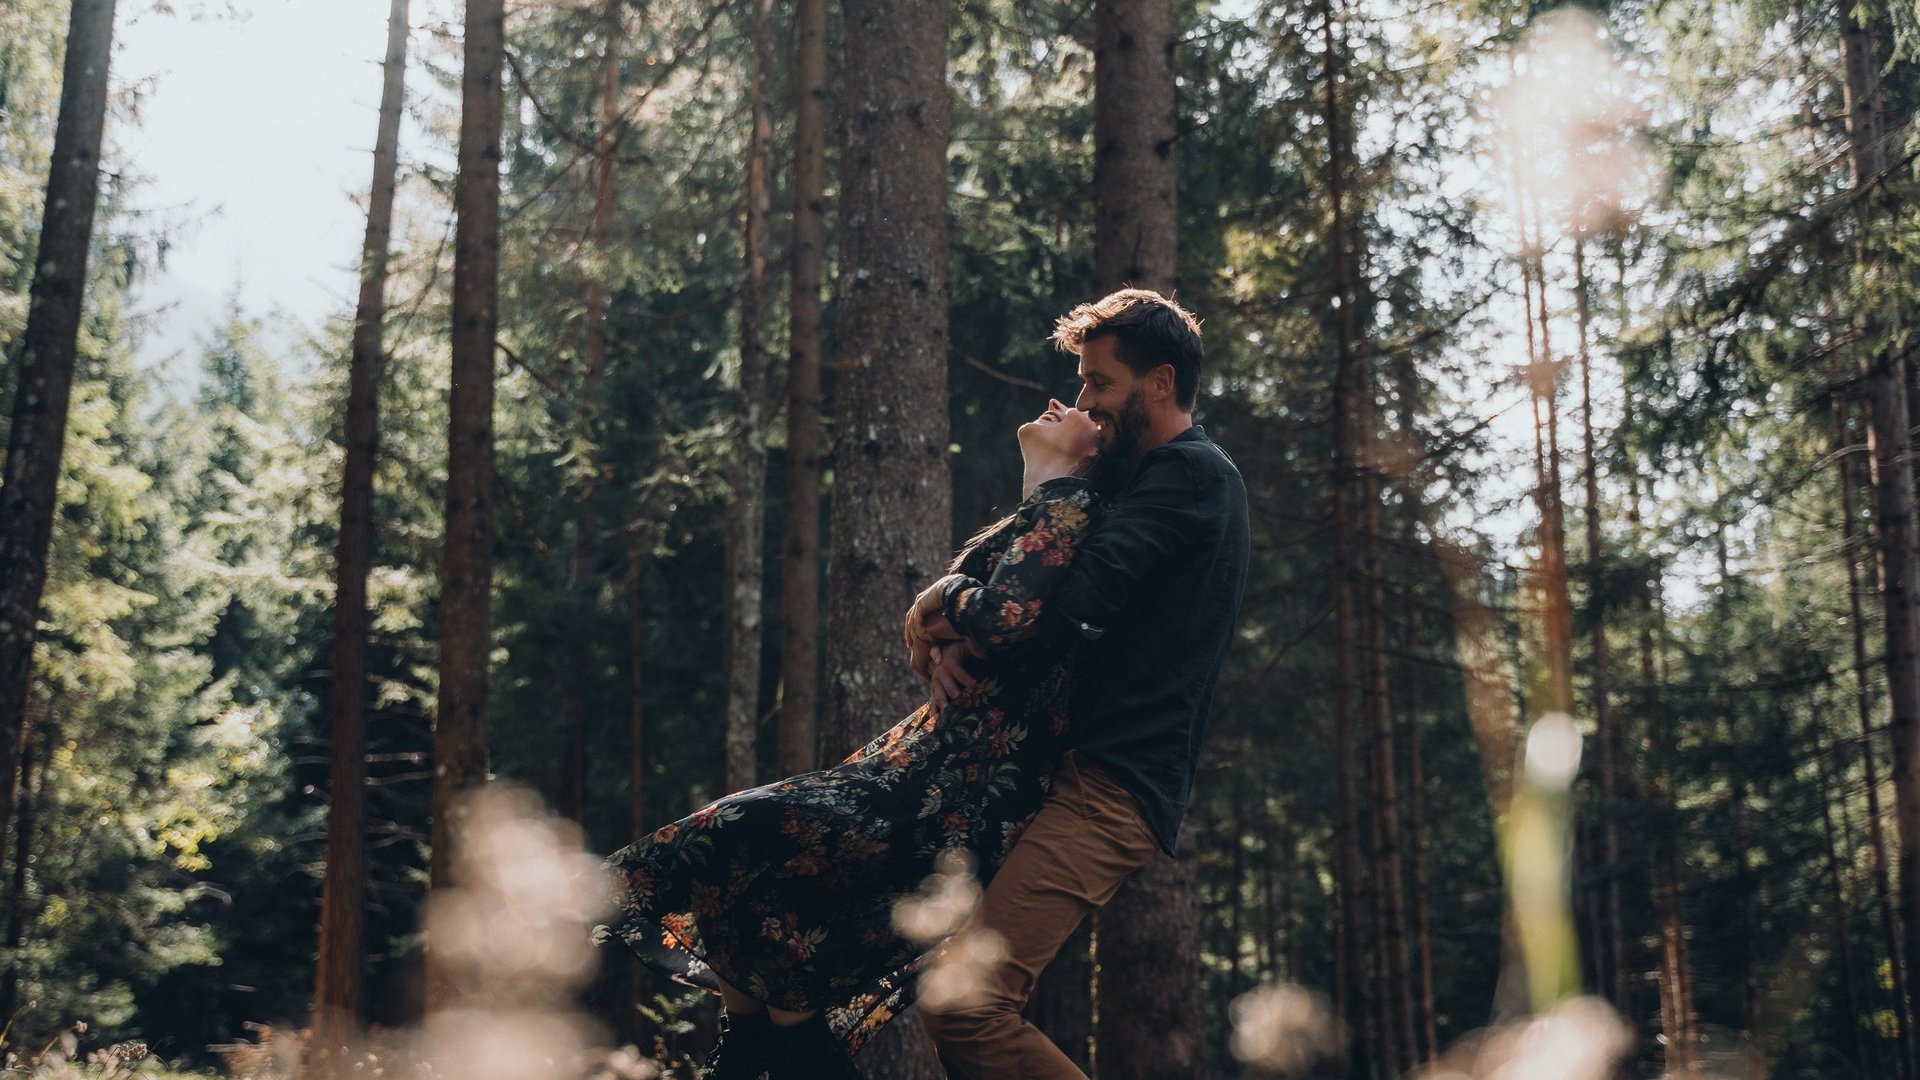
top-left (923, 752), bottom-right (1160, 1080)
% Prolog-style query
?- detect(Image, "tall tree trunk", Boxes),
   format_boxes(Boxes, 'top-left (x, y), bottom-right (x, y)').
top-left (314, 0), bottom-right (410, 1058)
top-left (1518, 201), bottom-right (1575, 722)
top-left (0, 0), bottom-right (117, 861)
top-left (1839, 4), bottom-right (1920, 1057)
top-left (1021, 922), bottom-right (1092, 1074)
top-left (724, 0), bottom-right (775, 794)
top-left (826, 0), bottom-right (950, 1074)
top-left (778, 0), bottom-right (827, 778)
top-left (1572, 239), bottom-right (1628, 1013)
top-left (1087, 2), bottom-right (1202, 1077)
top-left (1319, 0), bottom-right (1372, 1065)
top-left (0, 717), bottom-right (49, 1035)
top-left (1836, 369), bottom-right (1913, 1065)
top-left (626, 530), bottom-right (650, 1043)
top-left (1815, 722), bottom-right (1872, 1073)
top-left (559, 0), bottom-right (623, 825)
top-left (1091, 0), bottom-right (1177, 292)
top-left (1361, 404), bottom-right (1411, 1074)
top-left (1404, 640), bottom-right (1439, 1060)
top-left (1642, 564), bottom-right (1694, 1074)
top-left (430, 0), bottom-right (504, 909)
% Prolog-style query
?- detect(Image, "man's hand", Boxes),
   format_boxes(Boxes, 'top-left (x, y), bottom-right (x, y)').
top-left (926, 639), bottom-right (982, 713)
top-left (904, 575), bottom-right (966, 668)
top-left (909, 630), bottom-right (935, 682)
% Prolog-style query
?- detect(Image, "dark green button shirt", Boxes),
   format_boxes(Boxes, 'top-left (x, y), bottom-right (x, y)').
top-left (947, 426), bottom-right (1250, 855)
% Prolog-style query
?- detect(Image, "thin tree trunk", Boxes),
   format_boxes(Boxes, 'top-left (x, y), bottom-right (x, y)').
top-left (1573, 239), bottom-right (1628, 1013)
top-left (626, 530), bottom-right (650, 1044)
top-left (1088, 1), bottom-right (1202, 1076)
top-left (628, 532), bottom-right (648, 840)
top-left (1319, 0), bottom-right (1371, 1065)
top-left (314, 0), bottom-right (410, 1057)
top-left (0, 717), bottom-right (49, 1034)
top-left (1520, 203), bottom-right (1575, 721)
top-left (777, 0), bottom-right (827, 778)
top-left (826, 0), bottom-right (950, 1073)
top-left (1839, 3), bottom-right (1920, 1058)
top-left (1361, 424), bottom-right (1412, 1073)
top-left (1644, 576), bottom-right (1694, 1074)
top-left (1405, 651), bottom-right (1439, 1060)
top-left (1837, 368), bottom-right (1913, 1065)
top-left (559, 0), bottom-right (622, 826)
top-left (0, 0), bottom-right (117, 860)
top-left (429, 0), bottom-right (504, 910)
top-left (724, 0), bottom-right (774, 794)
top-left (1816, 721), bottom-right (1872, 1073)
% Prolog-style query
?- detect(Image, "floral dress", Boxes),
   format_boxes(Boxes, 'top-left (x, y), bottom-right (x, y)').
top-left (595, 477), bottom-right (1103, 1055)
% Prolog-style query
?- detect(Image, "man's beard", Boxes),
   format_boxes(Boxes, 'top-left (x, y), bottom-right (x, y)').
top-left (1102, 384), bottom-right (1152, 459)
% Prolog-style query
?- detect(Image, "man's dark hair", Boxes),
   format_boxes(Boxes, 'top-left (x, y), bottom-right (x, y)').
top-left (1050, 289), bottom-right (1205, 410)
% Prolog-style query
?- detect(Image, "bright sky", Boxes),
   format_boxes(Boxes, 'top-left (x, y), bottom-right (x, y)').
top-left (115, 0), bottom-right (416, 386)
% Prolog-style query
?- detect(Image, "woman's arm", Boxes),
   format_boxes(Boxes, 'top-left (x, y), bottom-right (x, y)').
top-left (937, 477), bottom-right (1100, 651)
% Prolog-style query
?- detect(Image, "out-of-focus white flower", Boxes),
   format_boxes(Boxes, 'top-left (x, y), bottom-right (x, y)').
top-left (919, 928), bottom-right (1010, 1014)
top-left (1423, 996), bottom-right (1632, 1080)
top-left (1229, 982), bottom-right (1341, 1076)
top-left (892, 849), bottom-right (983, 946)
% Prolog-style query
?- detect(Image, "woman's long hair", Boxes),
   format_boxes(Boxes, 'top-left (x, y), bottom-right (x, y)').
top-left (946, 452), bottom-right (1132, 573)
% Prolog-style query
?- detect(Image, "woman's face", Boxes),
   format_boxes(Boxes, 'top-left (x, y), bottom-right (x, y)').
top-left (1017, 398), bottom-right (1100, 463)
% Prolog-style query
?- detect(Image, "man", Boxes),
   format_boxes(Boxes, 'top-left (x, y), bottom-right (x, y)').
top-left (907, 289), bottom-right (1250, 1079)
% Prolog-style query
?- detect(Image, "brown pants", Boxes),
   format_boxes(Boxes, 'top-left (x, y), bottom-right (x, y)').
top-left (921, 751), bottom-right (1160, 1080)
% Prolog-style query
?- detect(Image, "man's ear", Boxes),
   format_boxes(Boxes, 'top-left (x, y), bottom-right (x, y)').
top-left (1151, 363), bottom-right (1176, 404)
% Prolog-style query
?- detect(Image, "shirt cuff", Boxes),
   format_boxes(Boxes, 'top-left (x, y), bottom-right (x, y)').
top-left (940, 574), bottom-right (980, 633)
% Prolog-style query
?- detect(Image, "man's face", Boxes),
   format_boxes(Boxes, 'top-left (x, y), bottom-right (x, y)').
top-left (1075, 336), bottom-right (1152, 459)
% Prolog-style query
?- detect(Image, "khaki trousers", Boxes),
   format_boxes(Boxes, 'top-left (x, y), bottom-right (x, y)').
top-left (922, 751), bottom-right (1160, 1080)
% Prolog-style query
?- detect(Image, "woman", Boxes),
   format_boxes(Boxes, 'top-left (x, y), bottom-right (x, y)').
top-left (597, 401), bottom-right (1115, 1079)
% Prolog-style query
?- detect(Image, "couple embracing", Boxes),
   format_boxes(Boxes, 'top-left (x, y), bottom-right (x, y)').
top-left (598, 289), bottom-right (1250, 1079)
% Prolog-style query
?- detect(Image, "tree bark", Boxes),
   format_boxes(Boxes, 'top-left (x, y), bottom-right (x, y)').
top-left (313, 0), bottom-right (410, 1058)
top-left (0, 0), bottom-right (117, 866)
top-left (1021, 921), bottom-right (1092, 1073)
top-left (0, 717), bottom-right (50, 1037)
top-left (723, 0), bottom-right (775, 794)
top-left (826, 0), bottom-right (950, 1074)
top-left (777, 0), bottom-right (828, 778)
top-left (1815, 723), bottom-right (1871, 1073)
top-left (1092, 0), bottom-right (1177, 292)
top-left (1315, 1), bottom-right (1375, 1068)
top-left (1836, 371), bottom-right (1912, 1065)
top-left (1572, 239), bottom-right (1628, 1013)
top-left (1097, 830), bottom-right (1203, 1080)
top-left (559, 0), bottom-right (623, 826)
top-left (429, 0), bottom-right (504, 908)
top-left (1839, 3), bottom-right (1920, 1058)
top-left (1088, 2), bottom-right (1202, 1076)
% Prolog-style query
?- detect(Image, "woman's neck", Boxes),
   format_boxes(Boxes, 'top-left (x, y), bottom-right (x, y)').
top-left (1021, 453), bottom-right (1088, 500)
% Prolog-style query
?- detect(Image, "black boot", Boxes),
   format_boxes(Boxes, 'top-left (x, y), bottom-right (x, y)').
top-left (703, 1008), bottom-right (777, 1080)
top-left (764, 1013), bottom-right (862, 1080)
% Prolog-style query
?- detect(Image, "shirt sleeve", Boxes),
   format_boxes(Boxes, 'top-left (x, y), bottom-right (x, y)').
top-left (941, 478), bottom-right (1100, 651)
top-left (1041, 451), bottom-right (1217, 642)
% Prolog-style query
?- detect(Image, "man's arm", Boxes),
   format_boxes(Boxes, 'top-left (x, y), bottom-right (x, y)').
top-left (935, 479), bottom-right (1100, 652)
top-left (1036, 451), bottom-right (1217, 644)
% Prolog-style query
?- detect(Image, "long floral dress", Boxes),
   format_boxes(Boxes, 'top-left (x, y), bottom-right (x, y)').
top-left (595, 477), bottom-right (1103, 1055)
